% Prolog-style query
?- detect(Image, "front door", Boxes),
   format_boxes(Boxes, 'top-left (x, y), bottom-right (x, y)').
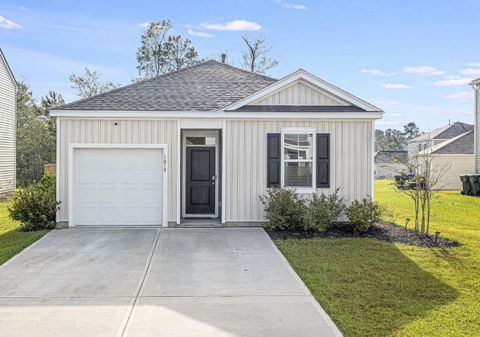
top-left (186, 147), bottom-right (215, 215)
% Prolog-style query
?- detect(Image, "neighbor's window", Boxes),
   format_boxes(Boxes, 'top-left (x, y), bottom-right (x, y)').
top-left (282, 132), bottom-right (314, 187)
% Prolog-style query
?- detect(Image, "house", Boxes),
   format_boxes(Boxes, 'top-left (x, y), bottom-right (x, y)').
top-left (374, 150), bottom-right (408, 178)
top-left (0, 49), bottom-right (17, 197)
top-left (419, 130), bottom-right (474, 190)
top-left (50, 60), bottom-right (383, 228)
top-left (408, 121), bottom-right (473, 158)
top-left (473, 78), bottom-right (480, 174)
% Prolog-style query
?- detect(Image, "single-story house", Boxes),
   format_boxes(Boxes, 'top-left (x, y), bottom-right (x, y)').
top-left (0, 48), bottom-right (17, 197)
top-left (51, 60), bottom-right (383, 227)
top-left (419, 130), bottom-right (474, 190)
top-left (408, 121), bottom-right (473, 158)
top-left (374, 150), bottom-right (408, 179)
top-left (472, 78), bottom-right (480, 174)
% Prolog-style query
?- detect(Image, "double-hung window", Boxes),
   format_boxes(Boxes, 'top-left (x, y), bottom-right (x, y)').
top-left (281, 129), bottom-right (315, 189)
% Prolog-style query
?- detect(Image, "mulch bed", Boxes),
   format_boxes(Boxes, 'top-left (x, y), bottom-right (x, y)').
top-left (267, 221), bottom-right (460, 248)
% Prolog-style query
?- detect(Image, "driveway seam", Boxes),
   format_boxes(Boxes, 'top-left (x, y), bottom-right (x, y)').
top-left (117, 228), bottom-right (162, 337)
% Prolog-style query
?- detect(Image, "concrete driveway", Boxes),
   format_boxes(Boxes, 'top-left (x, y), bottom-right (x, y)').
top-left (0, 228), bottom-right (341, 337)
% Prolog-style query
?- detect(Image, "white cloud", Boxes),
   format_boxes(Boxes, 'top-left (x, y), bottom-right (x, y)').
top-left (0, 16), bottom-right (23, 29)
top-left (187, 29), bottom-right (214, 38)
top-left (403, 65), bottom-right (445, 76)
top-left (389, 112), bottom-right (404, 117)
top-left (468, 62), bottom-right (480, 67)
top-left (444, 91), bottom-right (472, 102)
top-left (373, 100), bottom-right (401, 106)
top-left (138, 22), bottom-right (150, 28)
top-left (361, 69), bottom-right (397, 77)
top-left (197, 20), bottom-right (261, 31)
top-left (460, 68), bottom-right (480, 76)
top-left (18, 6), bottom-right (27, 11)
top-left (377, 120), bottom-right (401, 126)
top-left (275, 0), bottom-right (307, 10)
top-left (430, 76), bottom-right (474, 87)
top-left (381, 83), bottom-right (411, 89)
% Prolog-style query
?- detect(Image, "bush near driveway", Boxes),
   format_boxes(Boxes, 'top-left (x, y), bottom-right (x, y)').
top-left (275, 180), bottom-right (480, 337)
top-left (260, 187), bottom-right (306, 231)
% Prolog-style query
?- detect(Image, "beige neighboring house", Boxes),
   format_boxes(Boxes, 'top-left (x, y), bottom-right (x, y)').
top-left (419, 130), bottom-right (474, 190)
top-left (374, 150), bottom-right (408, 179)
top-left (0, 49), bottom-right (17, 197)
top-left (50, 60), bottom-right (383, 228)
top-left (472, 78), bottom-right (480, 174)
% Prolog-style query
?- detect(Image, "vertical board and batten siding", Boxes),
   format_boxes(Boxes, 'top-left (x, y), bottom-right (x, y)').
top-left (433, 155), bottom-right (474, 190)
top-left (57, 119), bottom-right (178, 222)
top-left (224, 120), bottom-right (373, 222)
top-left (476, 86), bottom-right (480, 174)
top-left (251, 80), bottom-right (349, 106)
top-left (0, 57), bottom-right (16, 196)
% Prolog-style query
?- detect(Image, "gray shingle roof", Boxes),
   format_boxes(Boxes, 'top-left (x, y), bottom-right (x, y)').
top-left (429, 130), bottom-right (474, 155)
top-left (57, 61), bottom-right (277, 111)
top-left (374, 151), bottom-right (408, 164)
top-left (235, 105), bottom-right (365, 112)
top-left (411, 121), bottom-right (473, 142)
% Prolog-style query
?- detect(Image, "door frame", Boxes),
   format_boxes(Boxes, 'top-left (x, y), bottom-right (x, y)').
top-left (182, 130), bottom-right (219, 218)
top-left (68, 143), bottom-right (168, 227)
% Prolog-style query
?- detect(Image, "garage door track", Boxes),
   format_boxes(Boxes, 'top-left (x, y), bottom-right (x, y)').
top-left (0, 228), bottom-right (341, 337)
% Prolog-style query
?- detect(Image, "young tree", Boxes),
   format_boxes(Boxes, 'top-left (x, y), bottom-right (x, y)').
top-left (16, 82), bottom-right (56, 186)
top-left (136, 20), bottom-right (199, 78)
top-left (40, 91), bottom-right (65, 135)
top-left (70, 68), bottom-right (120, 99)
top-left (403, 122), bottom-right (421, 141)
top-left (241, 35), bottom-right (278, 74)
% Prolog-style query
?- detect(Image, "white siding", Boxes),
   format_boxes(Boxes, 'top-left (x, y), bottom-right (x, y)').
top-left (475, 86), bottom-right (480, 174)
top-left (433, 154), bottom-right (474, 190)
top-left (224, 120), bottom-right (373, 222)
top-left (252, 80), bottom-right (349, 106)
top-left (57, 119), bottom-right (178, 223)
top-left (0, 55), bottom-right (16, 196)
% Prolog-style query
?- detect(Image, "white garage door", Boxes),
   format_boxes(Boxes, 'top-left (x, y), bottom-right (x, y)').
top-left (73, 148), bottom-right (164, 226)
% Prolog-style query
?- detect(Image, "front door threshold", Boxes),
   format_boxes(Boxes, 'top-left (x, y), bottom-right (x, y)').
top-left (176, 218), bottom-right (222, 228)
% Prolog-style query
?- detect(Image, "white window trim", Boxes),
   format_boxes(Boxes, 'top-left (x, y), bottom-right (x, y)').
top-left (280, 127), bottom-right (316, 193)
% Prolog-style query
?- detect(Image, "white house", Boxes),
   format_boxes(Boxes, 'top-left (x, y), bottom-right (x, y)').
top-left (51, 60), bottom-right (383, 228)
top-left (374, 150), bottom-right (408, 179)
top-left (0, 49), bottom-right (17, 197)
top-left (473, 78), bottom-right (480, 174)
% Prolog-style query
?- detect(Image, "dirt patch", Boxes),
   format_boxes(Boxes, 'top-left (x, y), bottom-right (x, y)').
top-left (267, 222), bottom-right (460, 248)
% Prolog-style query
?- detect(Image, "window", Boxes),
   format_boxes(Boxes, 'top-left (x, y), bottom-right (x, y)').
top-left (186, 136), bottom-right (216, 146)
top-left (282, 130), bottom-right (315, 188)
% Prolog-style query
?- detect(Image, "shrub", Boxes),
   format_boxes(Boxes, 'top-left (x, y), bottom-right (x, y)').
top-left (9, 173), bottom-right (59, 231)
top-left (345, 198), bottom-right (382, 234)
top-left (304, 189), bottom-right (345, 232)
top-left (260, 187), bottom-right (306, 230)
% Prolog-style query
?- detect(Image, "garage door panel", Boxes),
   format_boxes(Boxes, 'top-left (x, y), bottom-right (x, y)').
top-left (73, 148), bottom-right (164, 226)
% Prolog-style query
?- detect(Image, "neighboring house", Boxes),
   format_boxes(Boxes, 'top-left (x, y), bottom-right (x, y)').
top-left (419, 130), bottom-right (474, 190)
top-left (0, 49), bottom-right (17, 197)
top-left (51, 60), bottom-right (383, 228)
top-left (472, 78), bottom-right (480, 174)
top-left (374, 150), bottom-right (407, 178)
top-left (408, 121), bottom-right (473, 158)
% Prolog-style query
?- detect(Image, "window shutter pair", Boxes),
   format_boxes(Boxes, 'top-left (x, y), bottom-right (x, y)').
top-left (266, 133), bottom-right (330, 188)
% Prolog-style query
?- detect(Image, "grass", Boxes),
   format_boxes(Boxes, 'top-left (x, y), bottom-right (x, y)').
top-left (275, 180), bottom-right (480, 337)
top-left (0, 198), bottom-right (49, 266)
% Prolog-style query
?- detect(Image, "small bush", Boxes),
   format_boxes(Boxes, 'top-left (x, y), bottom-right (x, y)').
top-left (9, 173), bottom-right (59, 231)
top-left (260, 187), bottom-right (305, 230)
top-left (304, 189), bottom-right (345, 232)
top-left (345, 198), bottom-right (382, 234)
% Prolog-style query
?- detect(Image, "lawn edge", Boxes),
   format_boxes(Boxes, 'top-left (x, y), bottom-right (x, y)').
top-left (0, 230), bottom-right (52, 270)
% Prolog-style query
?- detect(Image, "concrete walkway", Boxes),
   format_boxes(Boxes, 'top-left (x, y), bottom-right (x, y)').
top-left (0, 228), bottom-right (342, 337)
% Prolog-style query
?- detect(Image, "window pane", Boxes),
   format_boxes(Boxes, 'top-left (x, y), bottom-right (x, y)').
top-left (186, 137), bottom-right (216, 146)
top-left (284, 162), bottom-right (312, 187)
top-left (284, 134), bottom-right (298, 159)
top-left (297, 134), bottom-right (314, 160)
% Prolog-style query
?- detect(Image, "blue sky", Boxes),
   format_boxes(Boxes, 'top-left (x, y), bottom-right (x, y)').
top-left (1, 0), bottom-right (479, 131)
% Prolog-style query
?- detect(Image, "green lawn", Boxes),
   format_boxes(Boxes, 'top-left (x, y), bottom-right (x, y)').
top-left (0, 199), bottom-right (49, 266)
top-left (276, 180), bottom-right (480, 337)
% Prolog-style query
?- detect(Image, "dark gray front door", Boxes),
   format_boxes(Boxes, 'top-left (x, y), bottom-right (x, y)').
top-left (186, 147), bottom-right (215, 215)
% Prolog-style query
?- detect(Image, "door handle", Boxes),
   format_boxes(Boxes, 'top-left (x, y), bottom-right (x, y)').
top-left (212, 175), bottom-right (216, 185)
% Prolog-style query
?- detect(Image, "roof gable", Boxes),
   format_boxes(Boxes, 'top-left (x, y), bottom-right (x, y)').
top-left (224, 69), bottom-right (382, 112)
top-left (422, 130), bottom-right (474, 155)
top-left (411, 122), bottom-right (473, 142)
top-left (56, 61), bottom-right (276, 111)
top-left (0, 48), bottom-right (17, 89)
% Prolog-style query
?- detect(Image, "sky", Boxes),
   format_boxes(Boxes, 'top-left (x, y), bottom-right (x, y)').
top-left (1, 0), bottom-right (479, 131)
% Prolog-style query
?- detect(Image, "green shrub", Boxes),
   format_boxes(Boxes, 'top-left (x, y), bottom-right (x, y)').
top-left (9, 173), bottom-right (59, 231)
top-left (260, 187), bottom-right (306, 230)
top-left (304, 189), bottom-right (345, 232)
top-left (345, 198), bottom-right (382, 234)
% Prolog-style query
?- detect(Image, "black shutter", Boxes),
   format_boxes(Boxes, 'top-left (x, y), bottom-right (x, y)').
top-left (267, 133), bottom-right (281, 187)
top-left (316, 133), bottom-right (330, 188)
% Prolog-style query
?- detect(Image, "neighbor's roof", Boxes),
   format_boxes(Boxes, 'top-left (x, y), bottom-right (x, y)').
top-left (0, 48), bottom-right (17, 89)
top-left (471, 78), bottom-right (480, 85)
top-left (410, 121), bottom-right (473, 142)
top-left (374, 150), bottom-right (408, 163)
top-left (57, 61), bottom-right (276, 111)
top-left (420, 130), bottom-right (474, 155)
